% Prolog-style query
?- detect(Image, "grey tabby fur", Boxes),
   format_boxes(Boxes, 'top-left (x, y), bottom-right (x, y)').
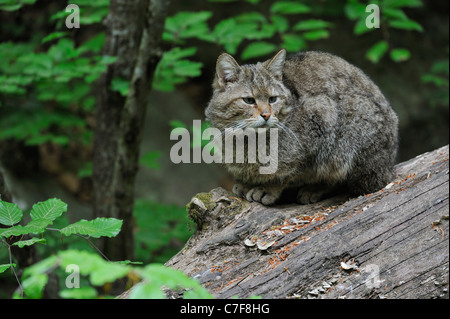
top-left (205, 49), bottom-right (399, 205)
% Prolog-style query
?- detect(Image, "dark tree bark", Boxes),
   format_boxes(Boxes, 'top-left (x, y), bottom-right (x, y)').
top-left (0, 168), bottom-right (12, 202)
top-left (93, 0), bottom-right (170, 262)
top-left (160, 145), bottom-right (449, 299)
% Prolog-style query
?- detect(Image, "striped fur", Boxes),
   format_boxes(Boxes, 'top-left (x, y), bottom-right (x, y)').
top-left (205, 49), bottom-right (398, 205)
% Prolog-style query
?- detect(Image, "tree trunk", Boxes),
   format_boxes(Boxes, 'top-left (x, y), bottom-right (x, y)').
top-left (93, 0), bottom-right (170, 262)
top-left (0, 167), bottom-right (12, 202)
top-left (164, 145), bottom-right (449, 299)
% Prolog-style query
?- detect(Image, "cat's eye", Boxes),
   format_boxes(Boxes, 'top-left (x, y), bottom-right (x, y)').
top-left (242, 97), bottom-right (256, 105)
top-left (268, 96), bottom-right (278, 103)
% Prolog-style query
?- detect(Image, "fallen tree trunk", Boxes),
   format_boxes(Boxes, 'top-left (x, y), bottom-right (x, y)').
top-left (165, 145), bottom-right (449, 299)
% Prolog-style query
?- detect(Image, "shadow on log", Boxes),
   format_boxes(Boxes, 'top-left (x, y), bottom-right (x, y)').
top-left (165, 145), bottom-right (449, 299)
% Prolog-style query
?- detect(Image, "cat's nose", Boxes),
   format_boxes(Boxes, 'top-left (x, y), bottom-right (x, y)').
top-left (260, 113), bottom-right (271, 121)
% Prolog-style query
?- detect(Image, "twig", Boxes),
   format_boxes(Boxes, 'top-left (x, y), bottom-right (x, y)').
top-left (46, 228), bottom-right (110, 261)
top-left (1, 238), bottom-right (23, 298)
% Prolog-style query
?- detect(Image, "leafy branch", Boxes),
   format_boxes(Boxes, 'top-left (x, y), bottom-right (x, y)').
top-left (0, 198), bottom-right (121, 297)
top-left (0, 197), bottom-right (212, 299)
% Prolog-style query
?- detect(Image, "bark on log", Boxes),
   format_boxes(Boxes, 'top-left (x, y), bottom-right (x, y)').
top-left (165, 145), bottom-right (449, 299)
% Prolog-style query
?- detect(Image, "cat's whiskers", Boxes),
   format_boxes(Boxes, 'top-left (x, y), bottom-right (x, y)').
top-left (222, 119), bottom-right (252, 136)
top-left (275, 122), bottom-right (302, 150)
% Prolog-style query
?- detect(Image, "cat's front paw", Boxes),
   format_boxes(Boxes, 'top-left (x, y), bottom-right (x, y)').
top-left (232, 183), bottom-right (248, 198)
top-left (296, 186), bottom-right (327, 204)
top-left (246, 187), bottom-right (280, 206)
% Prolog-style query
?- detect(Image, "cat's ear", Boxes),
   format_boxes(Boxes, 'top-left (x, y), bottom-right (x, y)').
top-left (264, 49), bottom-right (286, 80)
top-left (215, 53), bottom-right (242, 88)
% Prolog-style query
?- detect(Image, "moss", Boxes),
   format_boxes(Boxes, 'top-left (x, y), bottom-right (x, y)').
top-left (195, 192), bottom-right (215, 209)
top-left (186, 192), bottom-right (216, 230)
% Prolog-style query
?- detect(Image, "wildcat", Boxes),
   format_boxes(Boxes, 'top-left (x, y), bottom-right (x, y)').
top-left (205, 49), bottom-right (398, 205)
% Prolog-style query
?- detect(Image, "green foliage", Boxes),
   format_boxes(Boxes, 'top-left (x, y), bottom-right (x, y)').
top-left (0, 197), bottom-right (209, 299)
top-left (152, 47), bottom-right (203, 91)
top-left (390, 48), bottom-right (411, 62)
top-left (0, 197), bottom-right (123, 298)
top-left (421, 52), bottom-right (449, 109)
top-left (134, 199), bottom-right (192, 264)
top-left (17, 249), bottom-right (212, 299)
top-left (0, 0), bottom-right (36, 11)
top-left (366, 40), bottom-right (389, 64)
top-left (0, 198), bottom-right (210, 299)
top-left (0, 198), bottom-right (121, 240)
top-left (0, 200), bottom-right (23, 226)
top-left (346, 0), bottom-right (424, 63)
top-left (241, 41), bottom-right (278, 60)
top-left (270, 1), bottom-right (311, 15)
top-left (139, 151), bottom-right (162, 170)
top-left (60, 218), bottom-right (123, 238)
top-left (111, 77), bottom-right (130, 97)
top-left (132, 264), bottom-right (213, 299)
top-left (155, 0), bottom-right (337, 87)
top-left (163, 11), bottom-right (213, 43)
top-left (0, 1), bottom-right (110, 148)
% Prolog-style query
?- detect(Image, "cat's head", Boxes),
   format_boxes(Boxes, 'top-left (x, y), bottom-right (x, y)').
top-left (205, 49), bottom-right (292, 130)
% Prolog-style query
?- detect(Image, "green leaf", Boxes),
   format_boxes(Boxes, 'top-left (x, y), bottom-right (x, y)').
top-left (0, 0), bottom-right (36, 11)
top-left (271, 15), bottom-right (289, 33)
top-left (354, 18), bottom-right (376, 35)
top-left (12, 238), bottom-right (46, 248)
top-left (169, 120), bottom-right (187, 129)
top-left (111, 77), bottom-right (129, 97)
top-left (344, 1), bottom-right (367, 20)
top-left (421, 74), bottom-right (449, 88)
top-left (0, 200), bottom-right (23, 226)
top-left (113, 260), bottom-right (144, 265)
top-left (282, 34), bottom-right (307, 52)
top-left (60, 217), bottom-right (122, 238)
top-left (164, 11), bottom-right (212, 42)
top-left (139, 264), bottom-right (213, 298)
top-left (293, 19), bottom-right (333, 31)
top-left (128, 282), bottom-right (166, 299)
top-left (89, 262), bottom-right (130, 286)
top-left (303, 29), bottom-right (330, 41)
top-left (235, 12), bottom-right (266, 23)
top-left (153, 47), bottom-right (202, 91)
top-left (30, 198), bottom-right (67, 224)
top-left (173, 60), bottom-right (203, 77)
top-left (388, 19), bottom-right (423, 32)
top-left (0, 219), bottom-right (52, 237)
top-left (383, 0), bottom-right (422, 8)
top-left (241, 41), bottom-right (277, 60)
top-left (21, 274), bottom-right (48, 299)
top-left (60, 287), bottom-right (98, 299)
top-left (270, 2), bottom-right (311, 15)
top-left (210, 18), bottom-right (260, 54)
top-left (390, 48), bottom-right (411, 62)
top-left (430, 59), bottom-right (449, 76)
top-left (58, 250), bottom-right (130, 286)
top-left (77, 33), bottom-right (105, 54)
top-left (0, 263), bottom-right (15, 274)
top-left (383, 8), bottom-right (408, 21)
top-left (140, 151), bottom-right (161, 170)
top-left (22, 255), bottom-right (59, 279)
top-left (366, 40), bottom-right (389, 63)
top-left (42, 32), bottom-right (68, 44)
